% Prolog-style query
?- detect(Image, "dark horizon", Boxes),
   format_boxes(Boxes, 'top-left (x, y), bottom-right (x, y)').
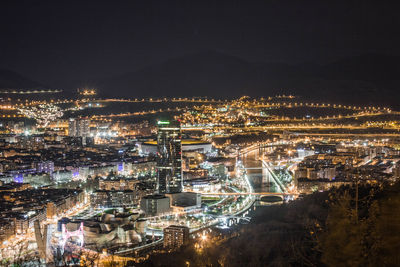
top-left (1, 0), bottom-right (400, 92)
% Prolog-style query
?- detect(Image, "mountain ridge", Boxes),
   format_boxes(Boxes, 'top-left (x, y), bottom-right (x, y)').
top-left (1, 51), bottom-right (399, 107)
top-left (97, 50), bottom-right (399, 106)
top-left (0, 69), bottom-right (47, 90)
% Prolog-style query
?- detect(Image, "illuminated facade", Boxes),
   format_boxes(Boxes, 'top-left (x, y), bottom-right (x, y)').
top-left (68, 118), bottom-right (90, 137)
top-left (99, 178), bottom-right (139, 191)
top-left (163, 225), bottom-right (189, 249)
top-left (156, 120), bottom-right (182, 194)
top-left (140, 194), bottom-right (171, 215)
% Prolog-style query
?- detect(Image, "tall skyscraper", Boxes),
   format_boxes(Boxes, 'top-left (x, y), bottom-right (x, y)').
top-left (68, 118), bottom-right (90, 137)
top-left (156, 120), bottom-right (182, 194)
top-left (68, 118), bottom-right (77, 137)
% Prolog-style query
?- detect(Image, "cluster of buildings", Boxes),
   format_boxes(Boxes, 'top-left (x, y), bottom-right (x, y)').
top-left (140, 121), bottom-right (202, 216)
top-left (294, 141), bottom-right (400, 193)
top-left (55, 120), bottom-right (206, 252)
top-left (0, 130), bottom-right (157, 186)
top-left (0, 116), bottom-right (218, 254)
top-left (90, 177), bottom-right (142, 208)
top-left (0, 111), bottom-right (227, 256)
top-left (0, 187), bottom-right (84, 243)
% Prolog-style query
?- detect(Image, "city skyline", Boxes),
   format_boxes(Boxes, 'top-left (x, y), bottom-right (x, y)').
top-left (0, 1), bottom-right (399, 266)
top-left (0, 96), bottom-right (399, 265)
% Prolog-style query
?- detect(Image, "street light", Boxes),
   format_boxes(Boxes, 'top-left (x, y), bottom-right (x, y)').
top-left (201, 234), bottom-right (207, 241)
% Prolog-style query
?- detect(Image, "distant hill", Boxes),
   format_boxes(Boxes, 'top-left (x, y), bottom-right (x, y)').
top-left (315, 53), bottom-right (400, 106)
top-left (0, 69), bottom-right (47, 90)
top-left (318, 53), bottom-right (400, 82)
top-left (99, 50), bottom-right (319, 98)
top-left (3, 51), bottom-right (399, 106)
top-left (98, 51), bottom-right (400, 106)
top-left (102, 51), bottom-right (323, 98)
top-left (100, 50), bottom-right (257, 98)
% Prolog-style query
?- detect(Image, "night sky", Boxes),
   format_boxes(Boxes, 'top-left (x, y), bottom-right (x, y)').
top-left (0, 0), bottom-right (399, 90)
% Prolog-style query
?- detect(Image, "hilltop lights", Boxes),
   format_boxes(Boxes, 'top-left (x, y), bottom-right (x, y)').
top-left (17, 103), bottom-right (63, 127)
top-left (78, 88), bottom-right (97, 96)
top-left (175, 97), bottom-right (396, 133)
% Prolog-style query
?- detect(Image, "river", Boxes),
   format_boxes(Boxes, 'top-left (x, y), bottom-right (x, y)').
top-left (242, 149), bottom-right (279, 194)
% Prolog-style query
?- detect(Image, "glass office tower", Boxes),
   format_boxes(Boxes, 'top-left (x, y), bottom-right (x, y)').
top-left (156, 120), bottom-right (182, 194)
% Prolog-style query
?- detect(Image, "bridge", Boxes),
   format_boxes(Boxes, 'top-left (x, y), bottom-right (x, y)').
top-left (242, 164), bottom-right (288, 193)
top-left (60, 222), bottom-right (84, 253)
top-left (239, 141), bottom-right (292, 155)
top-left (260, 159), bottom-right (288, 193)
top-left (198, 192), bottom-right (296, 196)
top-left (237, 142), bottom-right (293, 196)
top-left (198, 192), bottom-right (297, 201)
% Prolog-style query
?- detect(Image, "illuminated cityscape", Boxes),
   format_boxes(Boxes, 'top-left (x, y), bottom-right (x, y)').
top-left (0, 94), bottom-right (399, 266)
top-left (1, 1), bottom-right (400, 266)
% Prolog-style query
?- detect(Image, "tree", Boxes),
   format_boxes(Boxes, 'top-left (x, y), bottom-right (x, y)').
top-left (318, 191), bottom-right (367, 266)
top-left (367, 193), bottom-right (400, 266)
top-left (319, 183), bottom-right (400, 267)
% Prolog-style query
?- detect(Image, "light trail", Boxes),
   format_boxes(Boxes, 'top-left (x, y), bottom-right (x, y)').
top-left (0, 89), bottom-right (62, 94)
top-left (186, 191), bottom-right (297, 196)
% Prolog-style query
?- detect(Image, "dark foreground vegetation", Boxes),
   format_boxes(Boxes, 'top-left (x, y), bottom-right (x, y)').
top-left (140, 181), bottom-right (400, 267)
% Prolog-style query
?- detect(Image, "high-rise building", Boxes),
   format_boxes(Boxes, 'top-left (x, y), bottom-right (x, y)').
top-left (163, 225), bottom-right (189, 249)
top-left (68, 118), bottom-right (90, 137)
top-left (34, 161), bottom-right (54, 174)
top-left (156, 120), bottom-right (182, 194)
top-left (68, 118), bottom-right (77, 137)
top-left (77, 118), bottom-right (90, 137)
